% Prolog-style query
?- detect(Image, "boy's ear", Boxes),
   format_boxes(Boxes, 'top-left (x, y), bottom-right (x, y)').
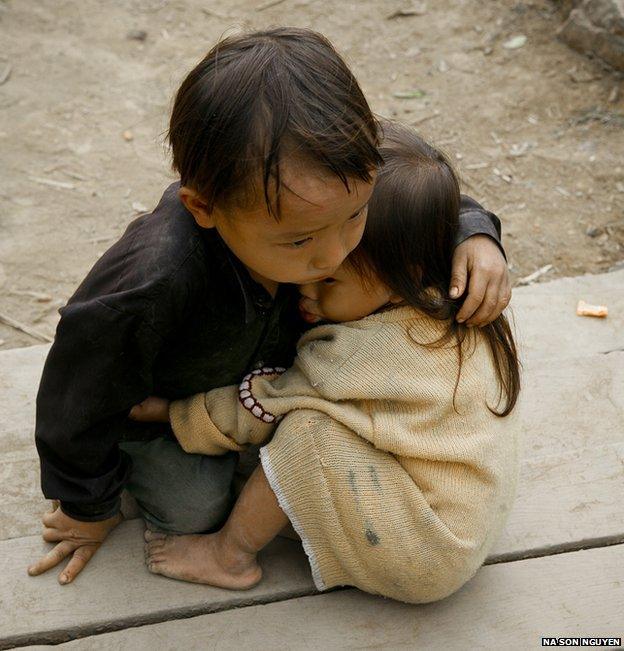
top-left (179, 186), bottom-right (216, 229)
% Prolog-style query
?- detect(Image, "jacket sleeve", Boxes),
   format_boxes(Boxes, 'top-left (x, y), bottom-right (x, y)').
top-left (35, 298), bottom-right (167, 521)
top-left (170, 367), bottom-right (290, 455)
top-left (457, 195), bottom-right (505, 258)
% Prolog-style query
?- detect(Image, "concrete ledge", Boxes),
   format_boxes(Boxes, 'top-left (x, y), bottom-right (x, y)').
top-left (21, 544), bottom-right (624, 650)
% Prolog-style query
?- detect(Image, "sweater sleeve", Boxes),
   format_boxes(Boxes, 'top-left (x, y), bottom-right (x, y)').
top-left (170, 366), bottom-right (292, 455)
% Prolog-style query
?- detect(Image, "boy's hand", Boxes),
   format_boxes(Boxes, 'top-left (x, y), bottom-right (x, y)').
top-left (450, 235), bottom-right (511, 327)
top-left (27, 501), bottom-right (123, 585)
top-left (129, 396), bottom-right (171, 423)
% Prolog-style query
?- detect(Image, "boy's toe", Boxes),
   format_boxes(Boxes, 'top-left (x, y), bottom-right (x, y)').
top-left (145, 540), bottom-right (166, 555)
top-left (147, 561), bottom-right (162, 575)
top-left (144, 529), bottom-right (167, 542)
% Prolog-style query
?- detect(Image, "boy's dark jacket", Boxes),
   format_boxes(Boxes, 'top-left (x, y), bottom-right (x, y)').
top-left (35, 182), bottom-right (504, 521)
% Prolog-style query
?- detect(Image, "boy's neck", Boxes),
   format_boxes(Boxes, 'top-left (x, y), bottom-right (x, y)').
top-left (247, 268), bottom-right (279, 299)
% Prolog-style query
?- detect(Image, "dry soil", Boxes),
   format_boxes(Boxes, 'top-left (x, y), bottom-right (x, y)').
top-left (1, 0), bottom-right (623, 348)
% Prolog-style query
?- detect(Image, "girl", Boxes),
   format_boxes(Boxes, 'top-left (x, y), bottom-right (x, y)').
top-left (131, 122), bottom-right (520, 604)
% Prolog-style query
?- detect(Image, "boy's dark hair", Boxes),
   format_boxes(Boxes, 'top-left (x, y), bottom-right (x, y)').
top-left (168, 27), bottom-right (382, 215)
top-left (349, 121), bottom-right (521, 417)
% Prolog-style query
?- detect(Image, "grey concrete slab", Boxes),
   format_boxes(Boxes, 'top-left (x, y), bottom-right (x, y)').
top-left (21, 544), bottom-right (624, 650)
top-left (0, 519), bottom-right (315, 648)
top-left (1, 367), bottom-right (622, 646)
top-left (511, 269), bottom-right (624, 363)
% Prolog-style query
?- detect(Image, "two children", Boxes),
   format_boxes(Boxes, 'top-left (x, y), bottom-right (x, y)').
top-left (28, 28), bottom-right (512, 589)
top-left (131, 123), bottom-right (520, 603)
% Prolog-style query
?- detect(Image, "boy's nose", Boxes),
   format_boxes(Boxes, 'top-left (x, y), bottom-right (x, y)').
top-left (312, 242), bottom-right (346, 274)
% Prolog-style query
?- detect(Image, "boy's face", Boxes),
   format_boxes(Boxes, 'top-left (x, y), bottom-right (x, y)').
top-left (180, 157), bottom-right (376, 290)
top-left (298, 263), bottom-right (400, 324)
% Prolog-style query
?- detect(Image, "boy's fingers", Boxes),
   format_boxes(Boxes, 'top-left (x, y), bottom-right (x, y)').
top-left (465, 281), bottom-right (502, 326)
top-left (456, 276), bottom-right (487, 323)
top-left (42, 509), bottom-right (62, 527)
top-left (58, 545), bottom-right (98, 585)
top-left (128, 404), bottom-right (142, 419)
top-left (27, 540), bottom-right (75, 576)
top-left (42, 527), bottom-right (64, 543)
top-left (449, 251), bottom-right (468, 299)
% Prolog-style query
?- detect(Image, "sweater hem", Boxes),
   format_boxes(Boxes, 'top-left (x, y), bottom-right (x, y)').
top-left (260, 446), bottom-right (326, 592)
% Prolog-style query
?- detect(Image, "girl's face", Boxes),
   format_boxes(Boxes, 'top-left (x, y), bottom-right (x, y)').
top-left (299, 262), bottom-right (401, 324)
top-left (180, 156), bottom-right (376, 295)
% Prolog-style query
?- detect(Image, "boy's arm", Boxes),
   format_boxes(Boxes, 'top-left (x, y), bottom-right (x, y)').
top-left (36, 299), bottom-right (161, 520)
top-left (30, 296), bottom-right (168, 584)
top-left (170, 367), bottom-right (288, 455)
top-left (453, 196), bottom-right (511, 327)
top-left (457, 195), bottom-right (504, 255)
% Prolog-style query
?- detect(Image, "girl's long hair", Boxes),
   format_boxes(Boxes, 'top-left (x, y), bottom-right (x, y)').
top-left (349, 121), bottom-right (520, 416)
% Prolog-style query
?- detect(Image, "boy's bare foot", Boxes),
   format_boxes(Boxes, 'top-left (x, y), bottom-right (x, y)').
top-left (144, 529), bottom-right (262, 590)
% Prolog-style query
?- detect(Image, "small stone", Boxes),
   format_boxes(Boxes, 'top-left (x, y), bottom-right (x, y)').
top-left (586, 226), bottom-right (604, 238)
top-left (126, 29), bottom-right (148, 42)
top-left (503, 34), bottom-right (527, 49)
top-left (131, 201), bottom-right (147, 213)
top-left (392, 89), bottom-right (426, 99)
top-left (123, 130), bottom-right (134, 142)
top-left (387, 2), bottom-right (427, 19)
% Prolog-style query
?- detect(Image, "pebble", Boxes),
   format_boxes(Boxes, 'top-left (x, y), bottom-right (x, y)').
top-left (586, 226), bottom-right (604, 238)
top-left (123, 130), bottom-right (134, 142)
top-left (132, 201), bottom-right (148, 213)
top-left (503, 35), bottom-right (527, 50)
top-left (126, 29), bottom-right (148, 42)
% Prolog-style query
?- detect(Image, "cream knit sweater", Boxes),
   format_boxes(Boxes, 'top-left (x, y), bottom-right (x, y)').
top-left (170, 306), bottom-right (519, 603)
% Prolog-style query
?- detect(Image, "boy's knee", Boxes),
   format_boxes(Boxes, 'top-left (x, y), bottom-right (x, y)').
top-left (148, 488), bottom-right (233, 534)
top-left (123, 438), bottom-right (238, 533)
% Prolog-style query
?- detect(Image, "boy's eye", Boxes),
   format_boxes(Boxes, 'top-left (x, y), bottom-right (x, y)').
top-left (322, 277), bottom-right (337, 285)
top-left (287, 237), bottom-right (312, 248)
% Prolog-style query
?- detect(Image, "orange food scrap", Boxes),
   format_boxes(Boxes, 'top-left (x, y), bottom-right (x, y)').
top-left (576, 300), bottom-right (608, 318)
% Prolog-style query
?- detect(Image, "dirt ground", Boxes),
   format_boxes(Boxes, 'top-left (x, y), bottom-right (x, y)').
top-left (0, 0), bottom-right (622, 349)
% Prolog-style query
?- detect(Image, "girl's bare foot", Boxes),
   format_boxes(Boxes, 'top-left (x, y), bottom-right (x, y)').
top-left (144, 529), bottom-right (262, 590)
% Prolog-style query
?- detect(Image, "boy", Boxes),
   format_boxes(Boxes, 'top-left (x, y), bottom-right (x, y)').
top-left (28, 27), bottom-right (510, 586)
